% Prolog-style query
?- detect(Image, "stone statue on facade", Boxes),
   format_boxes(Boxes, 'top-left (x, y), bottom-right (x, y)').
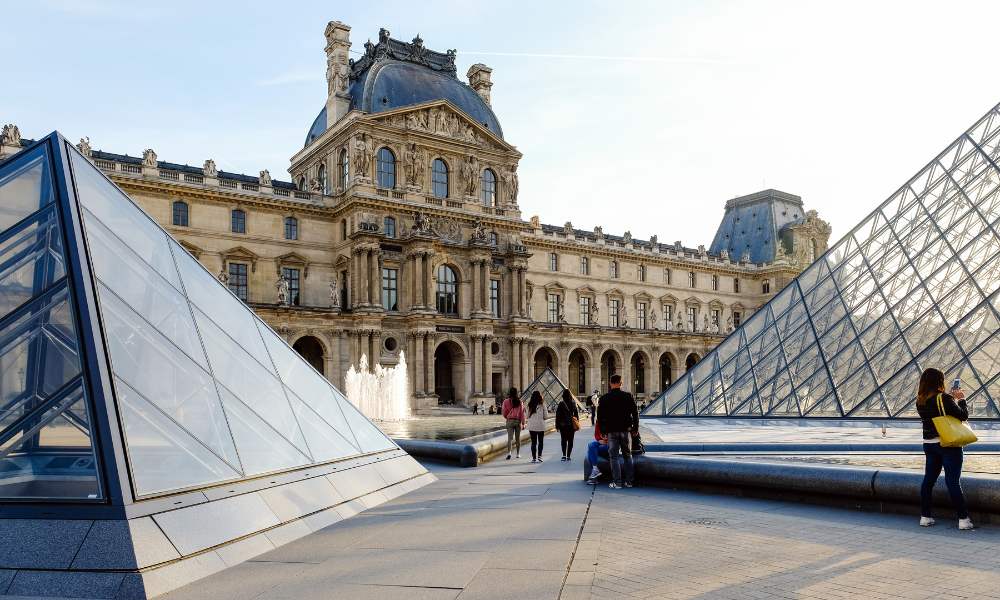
top-left (650, 309), bottom-right (658, 330)
top-left (461, 155), bottom-right (478, 196)
top-left (698, 245), bottom-right (708, 260)
top-left (276, 275), bottom-right (290, 306)
top-left (623, 231), bottom-right (632, 245)
top-left (650, 234), bottom-right (658, 246)
top-left (259, 169), bottom-right (272, 186)
top-left (217, 268), bottom-right (229, 284)
top-left (330, 277), bottom-right (340, 308)
top-left (502, 167), bottom-right (518, 205)
top-left (352, 135), bottom-right (372, 179)
top-left (403, 143), bottom-right (420, 187)
top-left (1, 124), bottom-right (21, 146)
top-left (526, 286), bottom-right (533, 319)
top-left (203, 159), bottom-right (218, 177)
top-left (142, 148), bottom-right (157, 168)
top-left (619, 305), bottom-right (629, 328)
top-left (557, 296), bottom-right (566, 323)
top-left (594, 226), bottom-right (604, 240)
top-left (703, 314), bottom-right (709, 333)
top-left (678, 315), bottom-right (686, 332)
top-left (741, 248), bottom-right (752, 263)
top-left (590, 302), bottom-right (599, 326)
top-left (563, 221), bottom-right (573, 235)
top-left (76, 137), bottom-right (92, 158)
top-left (775, 241), bottom-right (790, 263)
top-left (726, 316), bottom-right (734, 333)
top-left (720, 248), bottom-right (729, 261)
top-left (471, 219), bottom-right (488, 243)
top-left (674, 240), bottom-right (683, 251)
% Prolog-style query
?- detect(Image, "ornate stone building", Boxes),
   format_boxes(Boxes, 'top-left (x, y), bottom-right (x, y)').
top-left (0, 22), bottom-right (830, 412)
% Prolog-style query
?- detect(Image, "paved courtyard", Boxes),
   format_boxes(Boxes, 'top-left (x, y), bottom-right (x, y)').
top-left (162, 427), bottom-right (1000, 600)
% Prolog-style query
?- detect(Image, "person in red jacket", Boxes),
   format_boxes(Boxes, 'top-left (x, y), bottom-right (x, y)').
top-left (586, 417), bottom-right (610, 484)
top-left (501, 387), bottom-right (527, 460)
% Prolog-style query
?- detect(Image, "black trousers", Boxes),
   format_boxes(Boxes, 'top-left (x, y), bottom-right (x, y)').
top-left (559, 428), bottom-right (574, 458)
top-left (530, 431), bottom-right (544, 459)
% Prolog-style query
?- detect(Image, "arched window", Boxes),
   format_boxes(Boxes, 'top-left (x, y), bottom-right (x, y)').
top-left (338, 148), bottom-right (348, 190)
top-left (376, 147), bottom-right (396, 189)
top-left (432, 159), bottom-right (449, 198)
top-left (383, 216), bottom-right (396, 239)
top-left (436, 265), bottom-right (459, 315)
top-left (172, 201), bottom-right (189, 227)
top-left (810, 238), bottom-right (818, 262)
top-left (318, 163), bottom-right (328, 194)
top-left (481, 168), bottom-right (497, 206)
top-left (231, 209), bottom-right (246, 234)
top-left (284, 216), bottom-right (298, 240)
top-left (298, 176), bottom-right (306, 191)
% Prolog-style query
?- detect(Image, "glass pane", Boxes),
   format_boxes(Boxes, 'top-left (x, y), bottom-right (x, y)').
top-left (70, 152), bottom-right (180, 289)
top-left (171, 240), bottom-right (271, 369)
top-left (0, 146), bottom-right (53, 232)
top-left (287, 391), bottom-right (358, 462)
top-left (217, 386), bottom-right (310, 476)
top-left (116, 378), bottom-right (240, 497)
top-left (193, 308), bottom-right (309, 456)
top-left (0, 380), bottom-right (102, 500)
top-left (98, 286), bottom-right (240, 469)
top-left (0, 206), bottom-right (65, 320)
top-left (86, 213), bottom-right (208, 369)
top-left (333, 387), bottom-right (395, 453)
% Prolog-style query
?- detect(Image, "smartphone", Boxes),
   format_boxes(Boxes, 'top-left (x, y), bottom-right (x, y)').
top-left (952, 377), bottom-right (962, 391)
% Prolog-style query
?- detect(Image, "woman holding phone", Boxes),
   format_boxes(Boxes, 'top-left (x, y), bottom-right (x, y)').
top-left (914, 368), bottom-right (973, 530)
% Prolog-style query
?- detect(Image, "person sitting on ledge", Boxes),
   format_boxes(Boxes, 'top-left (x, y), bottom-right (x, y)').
top-left (586, 418), bottom-right (609, 485)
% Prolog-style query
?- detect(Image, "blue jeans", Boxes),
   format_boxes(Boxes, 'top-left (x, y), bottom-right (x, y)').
top-left (587, 440), bottom-right (608, 470)
top-left (921, 442), bottom-right (968, 519)
top-left (607, 431), bottom-right (634, 485)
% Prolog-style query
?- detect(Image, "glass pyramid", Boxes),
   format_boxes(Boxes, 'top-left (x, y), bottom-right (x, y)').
top-left (646, 101), bottom-right (1000, 419)
top-left (522, 367), bottom-right (570, 412)
top-left (0, 134), bottom-right (397, 502)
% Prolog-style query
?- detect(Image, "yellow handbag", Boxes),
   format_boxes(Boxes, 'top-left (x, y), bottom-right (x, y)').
top-left (933, 394), bottom-right (977, 448)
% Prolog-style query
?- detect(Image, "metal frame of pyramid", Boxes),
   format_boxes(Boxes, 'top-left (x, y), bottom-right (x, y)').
top-left (645, 102), bottom-right (1000, 420)
top-left (0, 134), bottom-right (433, 598)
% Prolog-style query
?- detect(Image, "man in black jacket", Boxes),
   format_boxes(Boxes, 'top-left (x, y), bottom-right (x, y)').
top-left (597, 374), bottom-right (638, 488)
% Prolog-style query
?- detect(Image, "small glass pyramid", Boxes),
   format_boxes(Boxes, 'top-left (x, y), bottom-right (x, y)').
top-left (521, 367), bottom-right (570, 412)
top-left (646, 102), bottom-right (1000, 419)
top-left (0, 134), bottom-right (398, 502)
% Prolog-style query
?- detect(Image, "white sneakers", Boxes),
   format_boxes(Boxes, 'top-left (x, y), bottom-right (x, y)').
top-left (920, 516), bottom-right (975, 530)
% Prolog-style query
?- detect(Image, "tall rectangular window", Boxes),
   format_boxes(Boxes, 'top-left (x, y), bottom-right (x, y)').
top-left (282, 267), bottom-right (300, 306)
top-left (580, 256), bottom-right (589, 275)
top-left (688, 271), bottom-right (696, 288)
top-left (284, 216), bottom-right (298, 240)
top-left (228, 262), bottom-right (248, 302)
top-left (638, 302), bottom-right (647, 329)
top-left (610, 261), bottom-right (619, 278)
top-left (711, 309), bottom-right (720, 330)
top-left (547, 293), bottom-right (560, 323)
top-left (733, 311), bottom-right (742, 327)
top-left (687, 306), bottom-right (697, 331)
top-left (762, 279), bottom-right (771, 293)
top-left (384, 216), bottom-right (396, 239)
top-left (172, 201), bottom-right (189, 227)
top-left (231, 209), bottom-right (246, 234)
top-left (610, 299), bottom-right (621, 327)
top-left (549, 253), bottom-right (559, 272)
top-left (382, 267), bottom-right (398, 311)
top-left (638, 265), bottom-right (646, 282)
top-left (734, 278), bottom-right (740, 293)
top-left (490, 279), bottom-right (500, 317)
top-left (664, 304), bottom-right (673, 325)
top-left (712, 275), bottom-right (719, 291)
top-left (579, 296), bottom-right (591, 325)
top-left (664, 268), bottom-right (672, 285)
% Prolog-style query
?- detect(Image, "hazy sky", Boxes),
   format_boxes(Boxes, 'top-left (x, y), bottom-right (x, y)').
top-left (4, 0), bottom-right (1000, 247)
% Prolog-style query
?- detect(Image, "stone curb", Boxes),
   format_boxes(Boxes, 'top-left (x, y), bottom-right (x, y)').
top-left (644, 442), bottom-right (1000, 453)
top-left (394, 419), bottom-right (557, 467)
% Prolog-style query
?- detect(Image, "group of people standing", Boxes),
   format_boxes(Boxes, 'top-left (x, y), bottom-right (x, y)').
top-left (498, 374), bottom-right (640, 489)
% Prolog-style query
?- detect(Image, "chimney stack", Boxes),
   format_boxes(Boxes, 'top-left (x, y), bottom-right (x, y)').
top-left (324, 21), bottom-right (352, 128)
top-left (467, 64), bottom-right (493, 105)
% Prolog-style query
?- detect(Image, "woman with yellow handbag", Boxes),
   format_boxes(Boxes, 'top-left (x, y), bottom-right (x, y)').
top-left (915, 368), bottom-right (974, 530)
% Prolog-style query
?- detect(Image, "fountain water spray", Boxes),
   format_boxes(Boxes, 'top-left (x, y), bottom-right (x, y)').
top-left (345, 352), bottom-right (410, 421)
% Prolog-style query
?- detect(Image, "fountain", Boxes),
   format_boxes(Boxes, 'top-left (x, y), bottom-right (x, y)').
top-left (345, 352), bottom-right (411, 421)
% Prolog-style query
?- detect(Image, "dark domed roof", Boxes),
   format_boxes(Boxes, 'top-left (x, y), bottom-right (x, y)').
top-left (305, 30), bottom-right (503, 147)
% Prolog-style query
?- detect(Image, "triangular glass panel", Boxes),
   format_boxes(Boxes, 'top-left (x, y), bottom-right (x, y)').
top-left (0, 205), bottom-right (65, 319)
top-left (216, 386), bottom-right (311, 477)
top-left (334, 386), bottom-right (396, 453)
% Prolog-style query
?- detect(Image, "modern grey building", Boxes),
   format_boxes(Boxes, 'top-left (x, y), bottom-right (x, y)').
top-left (647, 101), bottom-right (1000, 419)
top-left (0, 134), bottom-right (432, 598)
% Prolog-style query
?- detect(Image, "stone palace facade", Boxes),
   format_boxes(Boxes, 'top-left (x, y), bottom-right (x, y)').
top-left (0, 22), bottom-right (830, 412)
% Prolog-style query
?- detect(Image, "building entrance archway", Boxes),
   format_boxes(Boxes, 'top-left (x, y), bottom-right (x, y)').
top-left (630, 351), bottom-right (648, 395)
top-left (533, 347), bottom-right (557, 378)
top-left (434, 341), bottom-right (466, 405)
top-left (658, 352), bottom-right (675, 392)
top-left (568, 349), bottom-right (588, 396)
top-left (292, 336), bottom-right (325, 375)
top-left (600, 350), bottom-right (620, 393)
top-left (685, 352), bottom-right (701, 372)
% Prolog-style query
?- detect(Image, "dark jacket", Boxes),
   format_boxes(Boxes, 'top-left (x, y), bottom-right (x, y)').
top-left (555, 398), bottom-right (579, 431)
top-left (596, 388), bottom-right (638, 434)
top-left (915, 392), bottom-right (968, 440)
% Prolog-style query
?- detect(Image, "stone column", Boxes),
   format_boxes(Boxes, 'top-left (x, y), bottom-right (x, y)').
top-left (480, 263), bottom-right (489, 313)
top-left (621, 350), bottom-right (632, 395)
top-left (409, 254), bottom-right (419, 309)
top-left (367, 331), bottom-right (377, 371)
top-left (423, 252), bottom-right (433, 308)
top-left (510, 338), bottom-right (519, 392)
top-left (469, 335), bottom-right (479, 395)
top-left (370, 249), bottom-right (381, 307)
top-left (423, 333), bottom-right (433, 396)
top-left (481, 336), bottom-right (490, 395)
top-left (470, 261), bottom-right (479, 315)
top-left (519, 269), bottom-right (527, 316)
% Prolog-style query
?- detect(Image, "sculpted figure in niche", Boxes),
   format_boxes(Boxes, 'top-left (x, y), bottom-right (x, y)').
top-left (276, 275), bottom-right (290, 306)
top-left (677, 315), bottom-right (685, 332)
top-left (620, 305), bottom-right (629, 328)
top-left (330, 277), bottom-right (340, 308)
top-left (650, 309), bottom-right (658, 330)
top-left (526, 286), bottom-right (533, 319)
top-left (352, 135), bottom-right (371, 178)
top-left (590, 302), bottom-right (599, 325)
top-left (726, 316), bottom-right (734, 333)
top-left (703, 314), bottom-right (709, 332)
top-left (403, 143), bottom-right (420, 186)
top-left (461, 155), bottom-right (479, 196)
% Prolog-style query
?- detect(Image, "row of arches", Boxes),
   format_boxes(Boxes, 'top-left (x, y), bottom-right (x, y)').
top-left (534, 346), bottom-right (700, 397)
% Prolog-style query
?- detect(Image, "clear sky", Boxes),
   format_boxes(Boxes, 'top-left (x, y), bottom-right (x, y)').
top-left (4, 0), bottom-right (1000, 248)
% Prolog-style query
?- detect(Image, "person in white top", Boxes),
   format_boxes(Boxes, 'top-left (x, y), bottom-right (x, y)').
top-left (526, 391), bottom-right (548, 463)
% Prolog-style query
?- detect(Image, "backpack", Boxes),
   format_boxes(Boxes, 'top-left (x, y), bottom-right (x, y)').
top-left (631, 431), bottom-right (646, 455)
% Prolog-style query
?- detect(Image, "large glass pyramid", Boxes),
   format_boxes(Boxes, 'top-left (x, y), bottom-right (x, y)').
top-left (0, 133), bottom-right (398, 501)
top-left (646, 101), bottom-right (1000, 419)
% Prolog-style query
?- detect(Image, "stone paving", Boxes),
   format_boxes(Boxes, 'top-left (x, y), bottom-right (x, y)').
top-left (161, 427), bottom-right (1000, 600)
